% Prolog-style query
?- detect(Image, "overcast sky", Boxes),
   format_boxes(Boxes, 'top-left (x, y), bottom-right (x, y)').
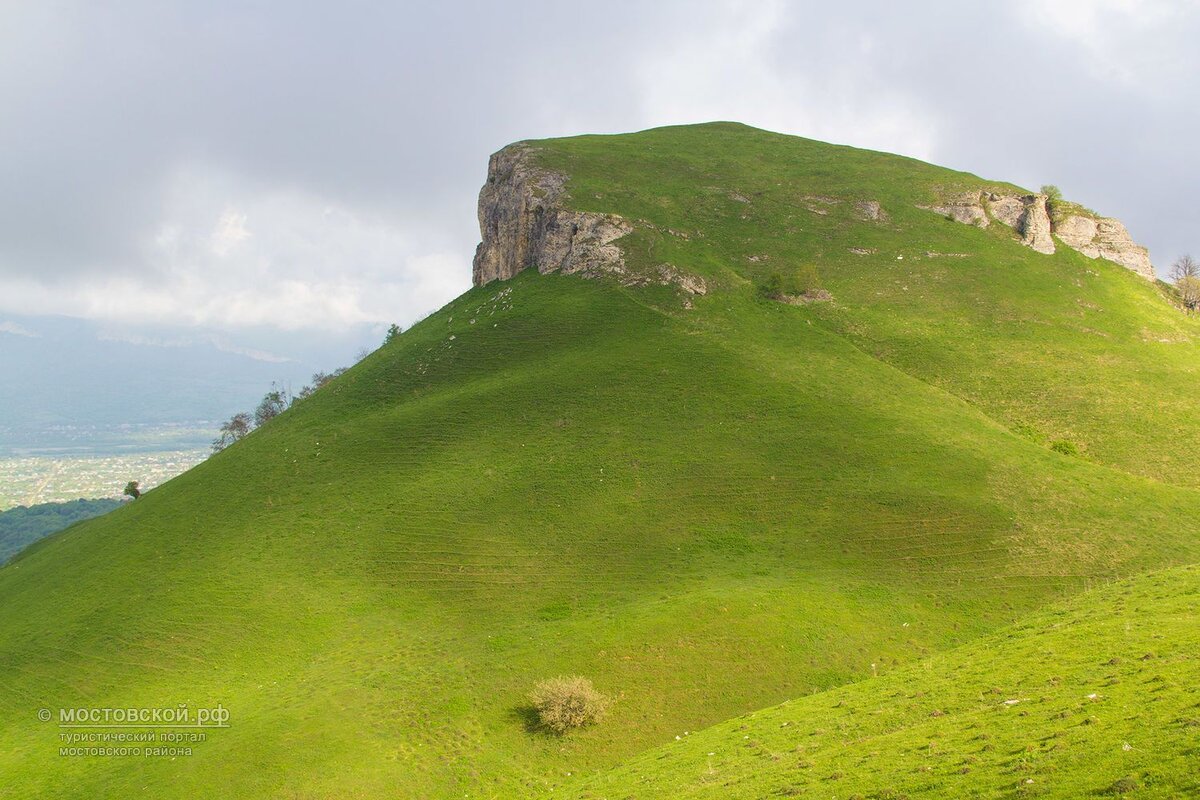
top-left (2, 0), bottom-right (1198, 334)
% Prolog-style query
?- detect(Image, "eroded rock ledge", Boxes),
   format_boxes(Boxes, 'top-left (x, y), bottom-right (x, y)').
top-left (922, 190), bottom-right (1153, 278)
top-left (472, 145), bottom-right (706, 296)
top-left (1054, 215), bottom-right (1154, 278)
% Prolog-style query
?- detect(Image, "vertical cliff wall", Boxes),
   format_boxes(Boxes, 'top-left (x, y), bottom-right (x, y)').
top-left (472, 145), bottom-right (633, 287)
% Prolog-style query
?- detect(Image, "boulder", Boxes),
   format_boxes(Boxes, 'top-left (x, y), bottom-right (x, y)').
top-left (924, 191), bottom-right (989, 227)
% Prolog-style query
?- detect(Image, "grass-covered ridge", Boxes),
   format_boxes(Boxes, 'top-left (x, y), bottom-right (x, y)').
top-left (534, 122), bottom-right (1200, 487)
top-left (0, 123), bottom-right (1197, 798)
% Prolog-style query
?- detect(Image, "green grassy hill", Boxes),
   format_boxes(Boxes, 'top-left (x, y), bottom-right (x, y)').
top-left (0, 123), bottom-right (1197, 798)
top-left (566, 564), bottom-right (1200, 799)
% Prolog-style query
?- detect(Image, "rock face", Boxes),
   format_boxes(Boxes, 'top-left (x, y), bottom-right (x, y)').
top-left (922, 191), bottom-right (1053, 253)
top-left (1016, 194), bottom-right (1055, 255)
top-left (472, 145), bottom-right (707, 295)
top-left (472, 145), bottom-right (633, 286)
top-left (988, 194), bottom-right (1025, 228)
top-left (927, 191), bottom-right (990, 227)
top-left (855, 200), bottom-right (889, 222)
top-left (973, 192), bottom-right (1055, 254)
top-left (923, 189), bottom-right (1153, 275)
top-left (1054, 215), bottom-right (1099, 254)
top-left (1055, 214), bottom-right (1154, 278)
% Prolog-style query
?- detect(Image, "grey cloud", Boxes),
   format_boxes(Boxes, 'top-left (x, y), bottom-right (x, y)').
top-left (0, 1), bottom-right (1197, 329)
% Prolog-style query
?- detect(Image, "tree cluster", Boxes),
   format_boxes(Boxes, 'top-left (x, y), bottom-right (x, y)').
top-left (1170, 254), bottom-right (1200, 312)
top-left (0, 499), bottom-right (123, 564)
top-left (210, 323), bottom-right (402, 454)
top-left (211, 372), bottom-right (345, 454)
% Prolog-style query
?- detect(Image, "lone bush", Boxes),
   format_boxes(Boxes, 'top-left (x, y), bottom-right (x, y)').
top-left (1050, 439), bottom-right (1079, 456)
top-left (1107, 776), bottom-right (1138, 794)
top-left (528, 676), bottom-right (608, 734)
top-left (758, 272), bottom-right (785, 300)
top-left (1041, 184), bottom-right (1064, 225)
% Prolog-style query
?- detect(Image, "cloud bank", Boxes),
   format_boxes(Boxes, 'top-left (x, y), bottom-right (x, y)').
top-left (1, 1), bottom-right (1197, 331)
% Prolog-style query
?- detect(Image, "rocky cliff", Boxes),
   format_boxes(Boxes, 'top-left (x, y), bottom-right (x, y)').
top-left (472, 145), bottom-right (707, 296)
top-left (1053, 214), bottom-right (1154, 277)
top-left (923, 189), bottom-right (1153, 278)
top-left (472, 145), bottom-right (632, 286)
top-left (473, 144), bottom-right (1155, 289)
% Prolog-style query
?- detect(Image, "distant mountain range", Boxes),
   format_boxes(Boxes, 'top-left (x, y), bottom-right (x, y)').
top-left (0, 313), bottom-right (381, 454)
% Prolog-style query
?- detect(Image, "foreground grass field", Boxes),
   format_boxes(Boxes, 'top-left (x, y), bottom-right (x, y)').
top-left (0, 123), bottom-right (1197, 798)
top-left (567, 565), bottom-right (1200, 799)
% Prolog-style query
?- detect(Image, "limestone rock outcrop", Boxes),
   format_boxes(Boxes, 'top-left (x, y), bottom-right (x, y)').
top-left (988, 194), bottom-right (1025, 228)
top-left (472, 145), bottom-right (706, 295)
top-left (1054, 214), bottom-right (1154, 278)
top-left (1013, 194), bottom-right (1055, 255)
top-left (1054, 214), bottom-right (1099, 254)
top-left (921, 191), bottom-right (1053, 253)
top-left (922, 188), bottom-right (1153, 275)
top-left (977, 193), bottom-right (1055, 254)
top-left (855, 200), bottom-right (889, 222)
top-left (926, 191), bottom-right (990, 228)
top-left (472, 145), bottom-right (632, 286)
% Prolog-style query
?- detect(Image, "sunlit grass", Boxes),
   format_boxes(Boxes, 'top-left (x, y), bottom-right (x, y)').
top-left (0, 123), bottom-right (1197, 798)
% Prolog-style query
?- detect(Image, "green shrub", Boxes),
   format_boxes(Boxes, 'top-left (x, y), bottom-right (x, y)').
top-left (1041, 184), bottom-right (1064, 225)
top-left (1050, 439), bottom-right (1079, 457)
top-left (759, 268), bottom-right (823, 301)
top-left (758, 272), bottom-right (785, 300)
top-left (529, 676), bottom-right (608, 734)
top-left (1107, 776), bottom-right (1138, 794)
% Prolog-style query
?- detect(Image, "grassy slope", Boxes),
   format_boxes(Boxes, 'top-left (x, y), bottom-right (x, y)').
top-left (0, 123), bottom-right (1197, 798)
top-left (540, 122), bottom-right (1200, 486)
top-left (567, 565), bottom-right (1200, 799)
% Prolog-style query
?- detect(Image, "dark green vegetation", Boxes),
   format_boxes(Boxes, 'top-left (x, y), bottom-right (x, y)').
top-left (0, 498), bottom-right (121, 565)
top-left (0, 123), bottom-right (1197, 798)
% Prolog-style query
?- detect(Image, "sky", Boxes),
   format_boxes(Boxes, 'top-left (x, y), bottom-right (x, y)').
top-left (2, 0), bottom-right (1198, 340)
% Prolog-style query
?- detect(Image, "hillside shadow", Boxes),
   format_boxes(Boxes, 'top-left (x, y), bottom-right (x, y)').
top-left (509, 704), bottom-right (553, 737)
